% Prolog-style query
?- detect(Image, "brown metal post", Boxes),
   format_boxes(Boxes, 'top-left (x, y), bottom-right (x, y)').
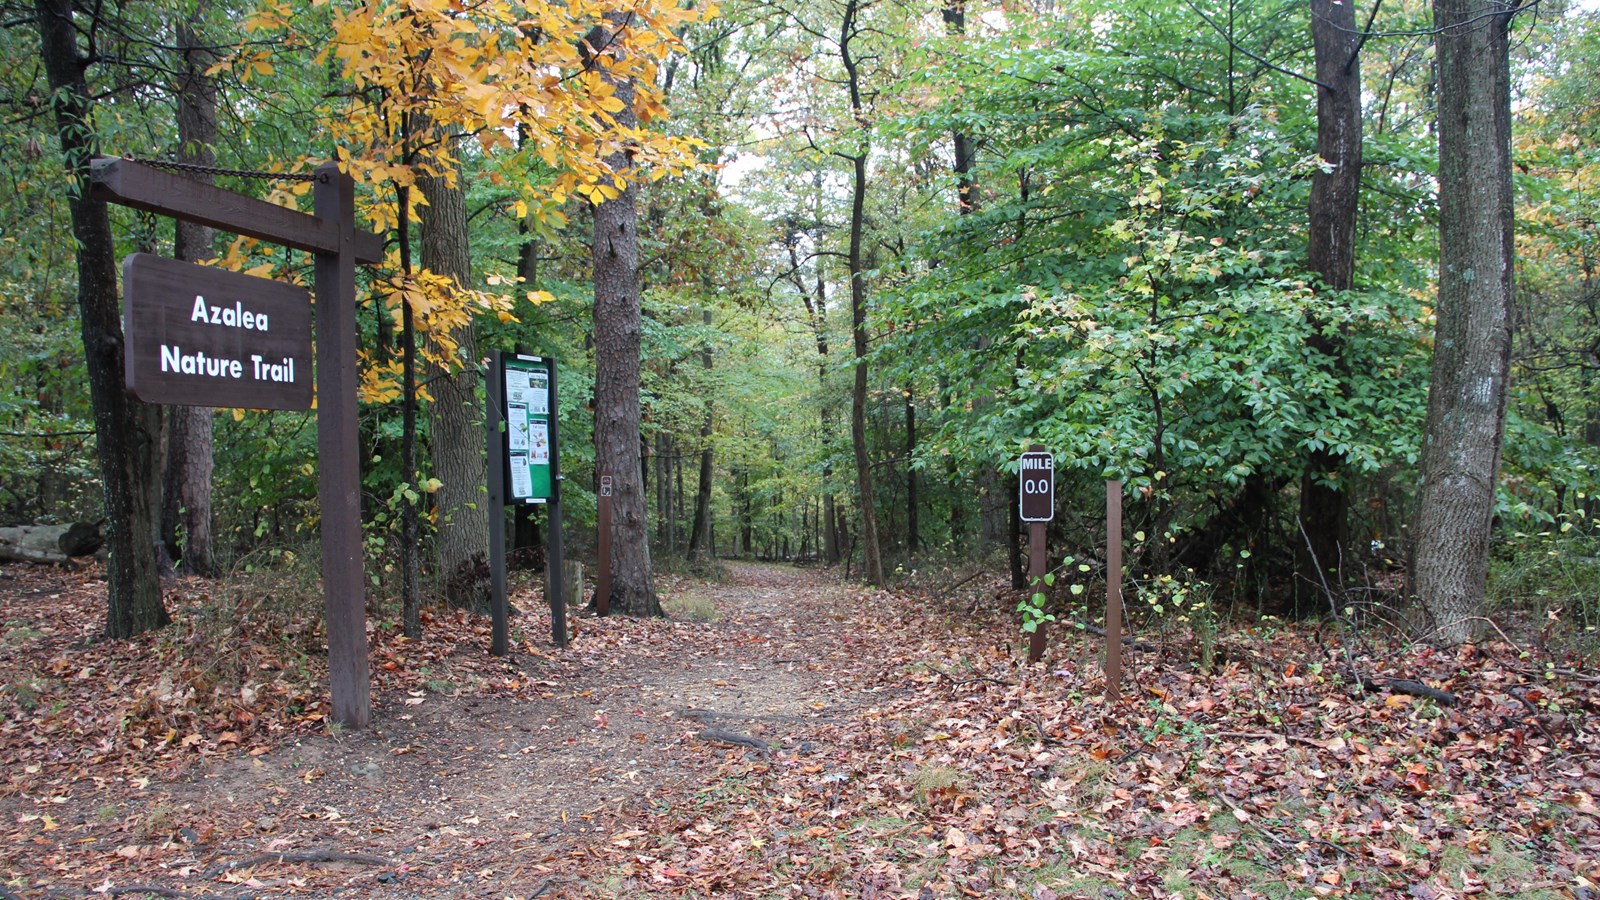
top-left (546, 361), bottom-right (568, 647)
top-left (596, 476), bottom-right (612, 617)
top-left (1104, 480), bottom-right (1123, 702)
top-left (313, 162), bottom-right (371, 729)
top-left (486, 351), bottom-right (510, 656)
top-left (1026, 519), bottom-right (1048, 663)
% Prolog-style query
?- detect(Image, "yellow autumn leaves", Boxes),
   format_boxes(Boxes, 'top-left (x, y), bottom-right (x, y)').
top-left (225, 0), bottom-right (711, 407)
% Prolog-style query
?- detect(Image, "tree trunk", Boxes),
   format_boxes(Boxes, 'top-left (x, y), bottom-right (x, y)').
top-left (419, 163), bottom-right (489, 608)
top-left (1413, 0), bottom-right (1518, 644)
top-left (591, 14), bottom-right (658, 615)
top-left (840, 0), bottom-right (884, 586)
top-left (510, 238), bottom-right (542, 566)
top-left (1298, 0), bottom-right (1363, 596)
top-left (163, 8), bottom-right (218, 577)
top-left (905, 385), bottom-right (918, 554)
top-left (35, 0), bottom-right (169, 637)
top-left (687, 311), bottom-right (715, 563)
top-left (397, 181), bottom-right (423, 638)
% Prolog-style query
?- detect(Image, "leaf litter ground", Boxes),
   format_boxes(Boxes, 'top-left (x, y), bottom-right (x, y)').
top-left (2, 561), bottom-right (1598, 899)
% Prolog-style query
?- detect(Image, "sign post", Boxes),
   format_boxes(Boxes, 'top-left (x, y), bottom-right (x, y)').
top-left (91, 157), bottom-right (383, 730)
top-left (487, 352), bottom-right (566, 648)
top-left (1105, 480), bottom-right (1124, 702)
top-left (1019, 446), bottom-right (1054, 663)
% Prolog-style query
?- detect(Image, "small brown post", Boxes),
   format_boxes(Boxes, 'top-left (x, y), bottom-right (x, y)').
top-left (596, 475), bottom-right (613, 617)
top-left (313, 162), bottom-right (371, 729)
top-left (1026, 518), bottom-right (1048, 663)
top-left (1104, 480), bottom-right (1124, 702)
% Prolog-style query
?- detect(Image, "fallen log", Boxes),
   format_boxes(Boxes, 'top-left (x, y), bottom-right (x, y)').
top-left (0, 521), bottom-right (104, 565)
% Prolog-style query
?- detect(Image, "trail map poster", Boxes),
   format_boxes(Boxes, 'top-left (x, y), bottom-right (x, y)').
top-left (502, 357), bottom-right (553, 503)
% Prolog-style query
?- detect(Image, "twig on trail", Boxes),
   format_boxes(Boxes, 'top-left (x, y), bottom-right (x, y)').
top-left (1075, 623), bottom-right (1157, 653)
top-left (697, 728), bottom-right (773, 756)
top-left (921, 662), bottom-right (1015, 686)
top-left (527, 876), bottom-right (578, 898)
top-left (1212, 731), bottom-right (1330, 749)
top-left (1547, 666), bottom-right (1600, 684)
top-left (105, 888), bottom-right (187, 898)
top-left (203, 849), bottom-right (389, 879)
top-left (934, 568), bottom-right (986, 598)
top-left (1216, 795), bottom-right (1294, 850)
top-left (1509, 688), bottom-right (1561, 743)
top-left (677, 707), bottom-right (839, 724)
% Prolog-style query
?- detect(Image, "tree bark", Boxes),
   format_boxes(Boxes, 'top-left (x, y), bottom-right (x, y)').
top-left (1414, 0), bottom-right (1518, 644)
top-left (163, 8), bottom-right (218, 577)
top-left (35, 0), bottom-right (169, 637)
top-left (1297, 0), bottom-right (1364, 597)
top-left (419, 162), bottom-right (489, 608)
top-left (840, 0), bottom-right (884, 586)
top-left (905, 385), bottom-right (918, 554)
top-left (590, 14), bottom-right (659, 615)
top-left (687, 311), bottom-right (715, 563)
top-left (397, 180), bottom-right (423, 639)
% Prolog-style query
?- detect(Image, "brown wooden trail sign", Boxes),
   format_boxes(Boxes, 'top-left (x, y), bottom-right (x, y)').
top-left (123, 254), bottom-right (313, 410)
top-left (90, 157), bottom-right (384, 729)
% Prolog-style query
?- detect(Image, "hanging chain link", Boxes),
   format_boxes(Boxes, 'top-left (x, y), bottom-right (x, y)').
top-left (121, 155), bottom-right (324, 183)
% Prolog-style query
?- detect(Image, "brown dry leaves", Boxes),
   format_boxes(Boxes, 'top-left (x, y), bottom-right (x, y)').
top-left (3, 562), bottom-right (1599, 899)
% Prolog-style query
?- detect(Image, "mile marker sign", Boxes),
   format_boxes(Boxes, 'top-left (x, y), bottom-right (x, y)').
top-left (1019, 450), bottom-right (1055, 522)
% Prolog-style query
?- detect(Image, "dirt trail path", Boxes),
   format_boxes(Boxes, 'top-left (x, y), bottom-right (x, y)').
top-left (4, 562), bottom-right (871, 899)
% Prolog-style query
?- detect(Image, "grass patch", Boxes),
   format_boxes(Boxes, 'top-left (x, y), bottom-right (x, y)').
top-left (1437, 835), bottom-right (1565, 898)
top-left (911, 764), bottom-right (967, 808)
top-left (2, 621), bottom-right (45, 646)
top-left (662, 591), bottom-right (718, 623)
top-left (2, 674), bottom-right (60, 711)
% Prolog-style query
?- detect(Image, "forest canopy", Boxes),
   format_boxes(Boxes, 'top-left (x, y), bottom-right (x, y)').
top-left (1, 0), bottom-right (1598, 644)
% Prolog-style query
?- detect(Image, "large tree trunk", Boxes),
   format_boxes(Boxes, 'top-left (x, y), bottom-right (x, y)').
top-left (419, 163), bottom-right (489, 609)
top-left (1297, 0), bottom-right (1364, 598)
top-left (840, 0), bottom-right (884, 587)
top-left (35, 0), bottom-right (169, 638)
top-left (163, 8), bottom-right (218, 577)
top-left (1414, 0), bottom-right (1518, 644)
top-left (591, 15), bottom-right (659, 616)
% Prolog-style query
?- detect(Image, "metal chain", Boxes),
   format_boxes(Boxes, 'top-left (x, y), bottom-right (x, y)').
top-left (121, 155), bottom-right (324, 183)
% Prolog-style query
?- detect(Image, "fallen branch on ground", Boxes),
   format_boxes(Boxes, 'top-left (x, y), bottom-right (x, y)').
top-left (1349, 670), bottom-right (1458, 706)
top-left (1076, 623), bottom-right (1158, 652)
top-left (696, 728), bottom-right (772, 755)
top-left (921, 662), bottom-right (1015, 686)
top-left (203, 849), bottom-right (389, 879)
top-left (677, 707), bottom-right (837, 724)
